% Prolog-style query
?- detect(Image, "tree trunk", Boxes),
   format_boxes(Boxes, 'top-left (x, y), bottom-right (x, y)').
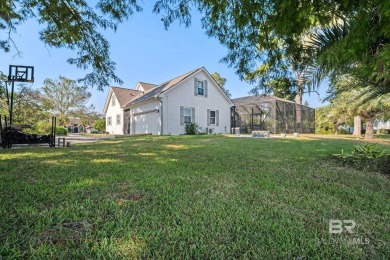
top-left (294, 70), bottom-right (304, 133)
top-left (353, 115), bottom-right (361, 136)
top-left (334, 123), bottom-right (339, 135)
top-left (365, 118), bottom-right (374, 139)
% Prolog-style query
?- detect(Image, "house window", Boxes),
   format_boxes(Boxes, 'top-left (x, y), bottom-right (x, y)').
top-left (184, 107), bottom-right (192, 123)
top-left (116, 114), bottom-right (121, 125)
top-left (197, 81), bottom-right (204, 96)
top-left (111, 95), bottom-right (116, 106)
top-left (207, 109), bottom-right (219, 126)
top-left (209, 110), bottom-right (216, 125)
top-left (107, 116), bottom-right (112, 126)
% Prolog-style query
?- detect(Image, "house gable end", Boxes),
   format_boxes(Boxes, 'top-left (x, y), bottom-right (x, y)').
top-left (161, 68), bottom-right (234, 106)
top-left (103, 88), bottom-right (114, 114)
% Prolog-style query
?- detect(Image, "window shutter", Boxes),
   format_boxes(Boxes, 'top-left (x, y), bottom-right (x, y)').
top-left (180, 106), bottom-right (184, 126)
top-left (207, 109), bottom-right (210, 126)
top-left (191, 107), bottom-right (195, 123)
top-left (216, 110), bottom-right (219, 126)
top-left (194, 78), bottom-right (198, 96)
top-left (204, 80), bottom-right (208, 97)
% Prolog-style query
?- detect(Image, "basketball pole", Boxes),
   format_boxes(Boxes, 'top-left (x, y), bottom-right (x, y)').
top-left (9, 77), bottom-right (15, 126)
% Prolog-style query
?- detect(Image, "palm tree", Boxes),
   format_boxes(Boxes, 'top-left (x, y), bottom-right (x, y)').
top-left (330, 76), bottom-right (390, 139)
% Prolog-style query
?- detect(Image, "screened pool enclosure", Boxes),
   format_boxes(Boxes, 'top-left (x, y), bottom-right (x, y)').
top-left (231, 95), bottom-right (315, 134)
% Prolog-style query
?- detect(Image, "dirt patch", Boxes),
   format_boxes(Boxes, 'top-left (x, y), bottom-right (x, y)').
top-left (39, 220), bottom-right (94, 246)
top-left (164, 144), bottom-right (188, 149)
top-left (117, 192), bottom-right (145, 206)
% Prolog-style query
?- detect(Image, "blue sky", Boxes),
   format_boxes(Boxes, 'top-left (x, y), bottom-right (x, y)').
top-left (0, 2), bottom-right (329, 113)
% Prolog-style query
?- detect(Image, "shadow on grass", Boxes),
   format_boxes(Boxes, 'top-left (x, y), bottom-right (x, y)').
top-left (0, 135), bottom-right (389, 258)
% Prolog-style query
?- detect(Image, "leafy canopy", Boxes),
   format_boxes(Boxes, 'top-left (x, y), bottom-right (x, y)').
top-left (156, 0), bottom-right (390, 97)
top-left (41, 76), bottom-right (92, 125)
top-left (0, 0), bottom-right (142, 90)
top-left (210, 72), bottom-right (231, 97)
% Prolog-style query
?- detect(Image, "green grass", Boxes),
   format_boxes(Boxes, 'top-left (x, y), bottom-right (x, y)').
top-left (0, 135), bottom-right (389, 258)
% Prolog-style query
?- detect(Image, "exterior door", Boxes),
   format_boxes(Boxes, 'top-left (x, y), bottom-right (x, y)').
top-left (124, 109), bottom-right (131, 134)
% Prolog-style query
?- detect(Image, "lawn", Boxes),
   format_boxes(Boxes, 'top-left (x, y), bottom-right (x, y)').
top-left (0, 135), bottom-right (389, 258)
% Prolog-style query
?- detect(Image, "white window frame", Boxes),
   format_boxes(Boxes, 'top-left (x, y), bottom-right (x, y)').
top-left (197, 81), bottom-right (205, 96)
top-left (116, 114), bottom-right (121, 125)
top-left (209, 110), bottom-right (216, 125)
top-left (111, 95), bottom-right (116, 106)
top-left (107, 116), bottom-right (112, 126)
top-left (183, 107), bottom-right (192, 124)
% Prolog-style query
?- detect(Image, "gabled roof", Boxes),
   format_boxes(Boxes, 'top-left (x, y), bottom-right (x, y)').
top-left (138, 82), bottom-right (158, 92)
top-left (112, 87), bottom-right (143, 106)
top-left (124, 67), bottom-right (203, 106)
top-left (104, 67), bottom-right (234, 113)
top-left (103, 87), bottom-right (143, 113)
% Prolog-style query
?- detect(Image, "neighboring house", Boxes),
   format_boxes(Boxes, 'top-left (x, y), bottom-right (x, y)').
top-left (65, 116), bottom-right (81, 133)
top-left (103, 67), bottom-right (234, 135)
top-left (374, 120), bottom-right (390, 131)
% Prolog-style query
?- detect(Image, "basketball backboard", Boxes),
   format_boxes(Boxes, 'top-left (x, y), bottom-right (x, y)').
top-left (7, 65), bottom-right (34, 82)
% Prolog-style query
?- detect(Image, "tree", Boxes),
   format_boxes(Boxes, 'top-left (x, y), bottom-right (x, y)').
top-left (40, 76), bottom-right (92, 125)
top-left (249, 77), bottom-right (297, 101)
top-left (308, 2), bottom-right (390, 98)
top-left (3, 1), bottom-right (388, 95)
top-left (0, 72), bottom-right (8, 115)
top-left (70, 105), bottom-right (101, 132)
top-left (0, 81), bottom-right (48, 125)
top-left (355, 95), bottom-right (390, 139)
top-left (155, 1), bottom-right (389, 99)
top-left (12, 84), bottom-right (48, 125)
top-left (353, 116), bottom-right (362, 137)
top-left (1, 0), bottom-right (142, 90)
top-left (93, 119), bottom-right (106, 133)
top-left (211, 72), bottom-right (231, 97)
top-left (329, 76), bottom-right (390, 139)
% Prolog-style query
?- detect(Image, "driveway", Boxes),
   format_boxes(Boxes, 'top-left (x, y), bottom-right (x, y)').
top-left (59, 133), bottom-right (115, 145)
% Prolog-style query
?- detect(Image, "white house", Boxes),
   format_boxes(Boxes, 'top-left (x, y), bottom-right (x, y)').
top-left (103, 67), bottom-right (234, 135)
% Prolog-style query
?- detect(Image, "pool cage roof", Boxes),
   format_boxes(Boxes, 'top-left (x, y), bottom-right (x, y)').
top-left (231, 95), bottom-right (315, 134)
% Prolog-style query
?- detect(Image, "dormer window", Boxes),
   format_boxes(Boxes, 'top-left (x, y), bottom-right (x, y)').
top-left (197, 81), bottom-right (204, 96)
top-left (194, 78), bottom-right (208, 97)
top-left (111, 95), bottom-right (116, 106)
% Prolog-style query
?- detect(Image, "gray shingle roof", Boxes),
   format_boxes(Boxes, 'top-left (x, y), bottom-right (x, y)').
top-left (111, 87), bottom-right (143, 107)
top-left (124, 67), bottom-right (203, 107)
top-left (138, 82), bottom-right (158, 91)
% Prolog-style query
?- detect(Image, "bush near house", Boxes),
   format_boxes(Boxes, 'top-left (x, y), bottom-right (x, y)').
top-left (185, 122), bottom-right (199, 135)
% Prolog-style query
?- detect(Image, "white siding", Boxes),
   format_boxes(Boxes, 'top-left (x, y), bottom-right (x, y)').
top-left (105, 93), bottom-right (124, 134)
top-left (161, 70), bottom-right (232, 135)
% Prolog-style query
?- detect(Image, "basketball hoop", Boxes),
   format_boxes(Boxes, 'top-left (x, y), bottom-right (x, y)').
top-left (7, 65), bottom-right (34, 83)
top-left (3, 65), bottom-right (35, 126)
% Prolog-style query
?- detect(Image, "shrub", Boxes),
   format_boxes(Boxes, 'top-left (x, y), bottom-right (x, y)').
top-left (377, 156), bottom-right (390, 175)
top-left (34, 121), bottom-right (52, 134)
top-left (333, 144), bottom-right (388, 173)
top-left (33, 121), bottom-right (67, 135)
top-left (185, 122), bottom-right (199, 135)
top-left (338, 128), bottom-right (350, 135)
top-left (315, 125), bottom-right (334, 135)
top-left (56, 127), bottom-right (68, 135)
top-left (94, 119), bottom-right (106, 132)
